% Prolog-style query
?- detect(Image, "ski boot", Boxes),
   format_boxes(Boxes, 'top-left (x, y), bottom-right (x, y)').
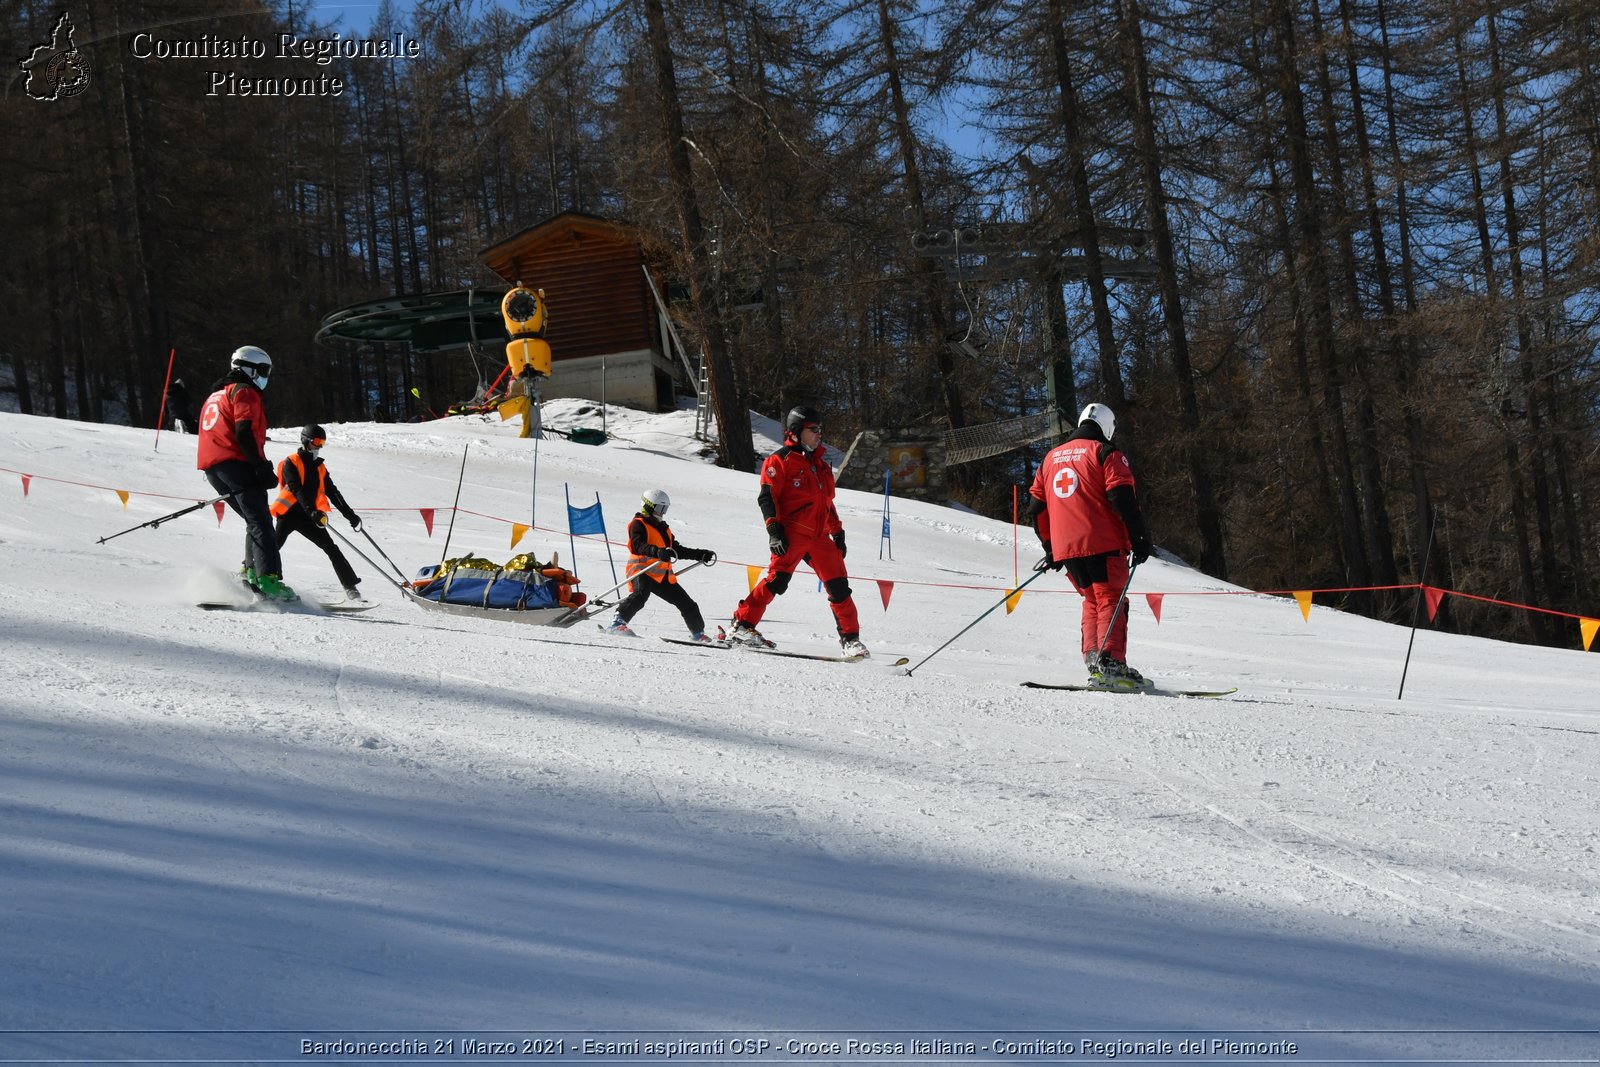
top-left (688, 631), bottom-right (716, 645)
top-left (1098, 656), bottom-right (1150, 690)
top-left (839, 634), bottom-right (870, 659)
top-left (604, 617), bottom-right (637, 637)
top-left (729, 621), bottom-right (774, 648)
top-left (343, 586), bottom-right (367, 604)
top-left (254, 573), bottom-right (297, 602)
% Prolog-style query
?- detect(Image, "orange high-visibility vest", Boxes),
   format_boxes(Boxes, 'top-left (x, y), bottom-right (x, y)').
top-left (626, 516), bottom-right (677, 585)
top-left (271, 453), bottom-right (331, 517)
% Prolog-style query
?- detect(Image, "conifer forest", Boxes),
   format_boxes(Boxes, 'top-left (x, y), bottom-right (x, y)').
top-left (2, 0), bottom-right (1597, 647)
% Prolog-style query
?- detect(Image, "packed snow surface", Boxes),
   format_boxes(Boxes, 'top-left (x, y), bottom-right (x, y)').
top-left (0, 403), bottom-right (1595, 1064)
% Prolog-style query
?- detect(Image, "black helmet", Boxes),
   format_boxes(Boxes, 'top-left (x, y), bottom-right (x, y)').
top-left (301, 424), bottom-right (327, 449)
top-left (784, 405), bottom-right (823, 435)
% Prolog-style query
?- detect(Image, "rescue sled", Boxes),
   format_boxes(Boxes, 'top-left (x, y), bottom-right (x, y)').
top-left (403, 552), bottom-right (604, 628)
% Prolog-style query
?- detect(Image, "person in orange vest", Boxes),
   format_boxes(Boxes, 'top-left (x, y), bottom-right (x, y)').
top-left (271, 424), bottom-right (365, 602)
top-left (198, 346), bottom-right (293, 601)
top-left (603, 489), bottom-right (717, 641)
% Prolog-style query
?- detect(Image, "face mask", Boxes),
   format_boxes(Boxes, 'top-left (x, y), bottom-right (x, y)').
top-left (252, 373), bottom-right (269, 390)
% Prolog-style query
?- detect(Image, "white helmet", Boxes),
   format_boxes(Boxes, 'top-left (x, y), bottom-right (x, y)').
top-left (1078, 402), bottom-right (1115, 440)
top-left (230, 346), bottom-right (272, 390)
top-left (641, 489), bottom-right (670, 518)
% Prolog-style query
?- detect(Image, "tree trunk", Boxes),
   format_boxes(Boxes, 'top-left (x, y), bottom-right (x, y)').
top-left (873, 0), bottom-right (969, 442)
top-left (1046, 0), bottom-right (1125, 408)
top-left (1268, 0), bottom-right (1370, 587)
top-left (1119, 0), bottom-right (1227, 578)
top-left (642, 0), bottom-right (756, 472)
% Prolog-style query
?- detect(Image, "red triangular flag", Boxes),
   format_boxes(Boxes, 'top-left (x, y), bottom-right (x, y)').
top-left (21, 475), bottom-right (31, 496)
top-left (1145, 592), bottom-right (1163, 624)
top-left (213, 500), bottom-right (226, 525)
top-left (877, 579), bottom-right (894, 610)
top-left (420, 508), bottom-right (435, 536)
top-left (1423, 586), bottom-right (1446, 621)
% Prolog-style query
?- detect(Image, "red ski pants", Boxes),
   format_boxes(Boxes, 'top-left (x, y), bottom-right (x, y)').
top-left (733, 534), bottom-right (860, 637)
top-left (1065, 552), bottom-right (1131, 660)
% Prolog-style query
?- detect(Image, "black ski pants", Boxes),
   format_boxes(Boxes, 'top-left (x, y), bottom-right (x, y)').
top-left (205, 460), bottom-right (282, 578)
top-left (616, 575), bottom-right (704, 634)
top-left (274, 506), bottom-right (360, 590)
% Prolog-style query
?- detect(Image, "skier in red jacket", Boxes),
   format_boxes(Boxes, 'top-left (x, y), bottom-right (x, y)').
top-left (198, 346), bottom-right (294, 602)
top-left (1028, 403), bottom-right (1153, 687)
top-left (730, 406), bottom-right (868, 657)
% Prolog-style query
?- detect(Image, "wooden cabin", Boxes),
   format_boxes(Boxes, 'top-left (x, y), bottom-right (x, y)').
top-left (479, 213), bottom-right (681, 412)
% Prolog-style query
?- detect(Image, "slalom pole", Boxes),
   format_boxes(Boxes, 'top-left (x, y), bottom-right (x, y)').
top-left (153, 346), bottom-right (177, 451)
top-left (1396, 518), bottom-right (1436, 701)
top-left (1095, 556), bottom-right (1141, 660)
top-left (96, 495), bottom-right (228, 544)
top-left (598, 492), bottom-right (618, 586)
top-left (437, 444), bottom-right (470, 571)
top-left (903, 567), bottom-right (1051, 677)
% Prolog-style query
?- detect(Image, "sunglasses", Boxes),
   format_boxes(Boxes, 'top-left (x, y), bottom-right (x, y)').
top-left (801, 423), bottom-right (823, 434)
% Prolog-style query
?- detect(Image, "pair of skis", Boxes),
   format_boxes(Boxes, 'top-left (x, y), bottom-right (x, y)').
top-left (657, 634), bottom-right (909, 667)
top-left (1021, 680), bottom-right (1237, 698)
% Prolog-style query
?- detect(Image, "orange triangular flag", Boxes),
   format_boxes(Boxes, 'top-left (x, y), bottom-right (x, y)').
top-left (1581, 618), bottom-right (1599, 652)
top-left (1145, 593), bottom-right (1164, 623)
top-left (420, 508), bottom-right (435, 536)
top-left (511, 523), bottom-right (530, 550)
top-left (115, 489), bottom-right (130, 509)
top-left (1294, 590), bottom-right (1313, 621)
top-left (20, 475), bottom-right (30, 496)
top-left (212, 500), bottom-right (226, 525)
top-left (746, 565), bottom-right (762, 592)
top-left (876, 579), bottom-right (893, 610)
top-left (1423, 586), bottom-right (1446, 621)
top-left (1004, 588), bottom-right (1023, 614)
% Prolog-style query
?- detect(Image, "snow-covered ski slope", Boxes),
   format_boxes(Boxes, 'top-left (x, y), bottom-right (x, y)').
top-left (1, 404), bottom-right (1596, 1064)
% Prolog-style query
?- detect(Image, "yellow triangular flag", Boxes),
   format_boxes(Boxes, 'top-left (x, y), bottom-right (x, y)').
top-left (746, 565), bottom-right (762, 592)
top-left (1581, 618), bottom-right (1599, 652)
top-left (1005, 589), bottom-right (1023, 614)
top-left (115, 490), bottom-right (130, 510)
top-left (1294, 590), bottom-right (1313, 621)
top-left (510, 522), bottom-right (530, 549)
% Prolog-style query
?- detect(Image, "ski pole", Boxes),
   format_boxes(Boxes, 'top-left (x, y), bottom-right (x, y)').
top-left (572, 558), bottom-right (706, 613)
top-left (96, 495), bottom-right (229, 545)
top-left (330, 525), bottom-right (408, 593)
top-left (1096, 556), bottom-right (1141, 659)
top-left (358, 523), bottom-right (411, 582)
top-left (903, 567), bottom-right (1050, 677)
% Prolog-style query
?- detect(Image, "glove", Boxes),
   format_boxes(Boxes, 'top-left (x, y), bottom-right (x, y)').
top-left (253, 461), bottom-right (277, 490)
top-left (698, 549), bottom-right (717, 566)
top-left (1131, 539), bottom-right (1152, 566)
top-left (767, 522), bottom-right (788, 556)
top-left (1033, 553), bottom-right (1066, 573)
top-left (831, 531), bottom-right (847, 559)
top-left (348, 515), bottom-right (363, 531)
top-left (655, 546), bottom-right (677, 562)
top-left (314, 510), bottom-right (329, 527)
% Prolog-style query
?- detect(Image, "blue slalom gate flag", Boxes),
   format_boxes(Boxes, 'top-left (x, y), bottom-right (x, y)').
top-left (565, 485), bottom-right (619, 585)
top-left (567, 500), bottom-right (606, 535)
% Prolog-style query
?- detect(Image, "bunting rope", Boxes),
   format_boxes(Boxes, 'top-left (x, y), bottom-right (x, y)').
top-left (19, 464), bottom-right (1596, 642)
